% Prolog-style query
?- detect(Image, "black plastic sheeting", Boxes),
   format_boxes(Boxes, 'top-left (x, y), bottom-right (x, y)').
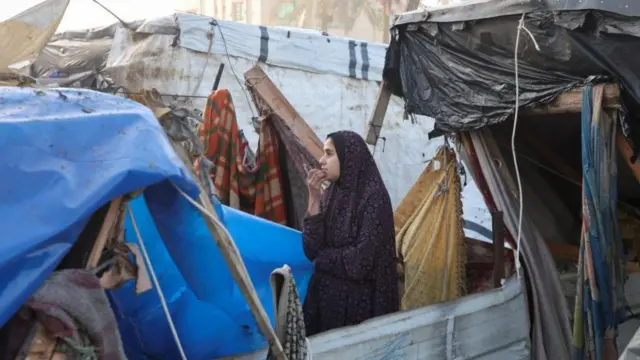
top-left (383, 2), bottom-right (640, 143)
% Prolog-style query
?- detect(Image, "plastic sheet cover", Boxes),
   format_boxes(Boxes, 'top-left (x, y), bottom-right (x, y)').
top-left (112, 193), bottom-right (312, 359)
top-left (383, 4), bottom-right (640, 135)
top-left (0, 87), bottom-right (197, 327)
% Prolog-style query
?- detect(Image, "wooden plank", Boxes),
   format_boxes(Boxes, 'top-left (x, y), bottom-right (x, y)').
top-left (393, 8), bottom-right (429, 26)
top-left (363, 83), bottom-right (618, 140)
top-left (523, 83), bottom-right (620, 115)
top-left (244, 66), bottom-right (324, 159)
top-left (491, 211), bottom-right (505, 288)
top-left (365, 81), bottom-right (392, 145)
top-left (86, 197), bottom-right (124, 269)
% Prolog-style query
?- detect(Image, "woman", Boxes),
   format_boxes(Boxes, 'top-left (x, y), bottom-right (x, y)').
top-left (302, 130), bottom-right (399, 336)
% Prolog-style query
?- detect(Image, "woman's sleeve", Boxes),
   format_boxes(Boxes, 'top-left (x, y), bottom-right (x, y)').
top-left (302, 213), bottom-right (325, 261)
top-left (313, 195), bottom-right (386, 281)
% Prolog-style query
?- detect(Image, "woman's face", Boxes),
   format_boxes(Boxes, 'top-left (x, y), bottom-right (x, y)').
top-left (320, 138), bottom-right (340, 182)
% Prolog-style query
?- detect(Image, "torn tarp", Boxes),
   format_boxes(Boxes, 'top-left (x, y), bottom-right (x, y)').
top-left (383, 1), bottom-right (640, 135)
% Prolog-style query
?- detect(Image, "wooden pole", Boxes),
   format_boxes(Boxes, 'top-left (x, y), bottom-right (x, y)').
top-left (86, 197), bottom-right (124, 269)
top-left (365, 81), bottom-right (392, 145)
top-left (244, 66), bottom-right (324, 159)
top-left (170, 141), bottom-right (287, 360)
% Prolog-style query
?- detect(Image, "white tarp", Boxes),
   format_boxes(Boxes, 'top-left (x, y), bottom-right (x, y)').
top-left (0, 0), bottom-right (69, 73)
top-left (174, 13), bottom-right (387, 81)
top-left (103, 13), bottom-right (492, 242)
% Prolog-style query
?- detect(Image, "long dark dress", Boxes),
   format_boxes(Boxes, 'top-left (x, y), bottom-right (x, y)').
top-left (301, 131), bottom-right (399, 336)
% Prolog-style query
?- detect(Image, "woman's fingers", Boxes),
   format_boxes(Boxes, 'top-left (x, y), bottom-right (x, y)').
top-left (307, 169), bottom-right (326, 189)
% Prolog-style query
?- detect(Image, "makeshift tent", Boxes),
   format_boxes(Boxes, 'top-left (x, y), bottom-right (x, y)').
top-left (378, 1), bottom-right (640, 359)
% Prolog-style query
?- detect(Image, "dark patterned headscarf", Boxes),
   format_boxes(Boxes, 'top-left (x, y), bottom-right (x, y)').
top-left (321, 131), bottom-right (393, 247)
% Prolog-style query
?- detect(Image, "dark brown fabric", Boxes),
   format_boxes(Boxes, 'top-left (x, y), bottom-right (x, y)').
top-left (301, 131), bottom-right (399, 336)
top-left (269, 114), bottom-right (321, 230)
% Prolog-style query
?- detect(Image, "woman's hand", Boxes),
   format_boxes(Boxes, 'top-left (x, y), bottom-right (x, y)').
top-left (306, 169), bottom-right (326, 215)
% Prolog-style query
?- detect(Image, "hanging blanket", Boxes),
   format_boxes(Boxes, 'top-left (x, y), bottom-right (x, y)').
top-left (394, 146), bottom-right (467, 310)
top-left (25, 269), bottom-right (127, 360)
top-left (268, 114), bottom-right (321, 229)
top-left (572, 84), bottom-right (626, 360)
top-left (196, 89), bottom-right (287, 225)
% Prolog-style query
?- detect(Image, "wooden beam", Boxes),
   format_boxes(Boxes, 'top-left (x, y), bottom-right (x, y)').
top-left (86, 197), bottom-right (124, 269)
top-left (170, 140), bottom-right (286, 360)
top-left (523, 83), bottom-right (620, 115)
top-left (244, 66), bottom-right (324, 160)
top-left (365, 81), bottom-right (392, 145)
top-left (547, 241), bottom-right (640, 273)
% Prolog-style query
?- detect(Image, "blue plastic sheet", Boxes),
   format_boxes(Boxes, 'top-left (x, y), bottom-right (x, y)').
top-left (111, 189), bottom-right (312, 358)
top-left (0, 87), bottom-right (197, 327)
top-left (0, 86), bottom-right (313, 359)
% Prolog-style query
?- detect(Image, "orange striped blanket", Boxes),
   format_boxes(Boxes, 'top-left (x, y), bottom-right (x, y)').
top-left (196, 89), bottom-right (287, 225)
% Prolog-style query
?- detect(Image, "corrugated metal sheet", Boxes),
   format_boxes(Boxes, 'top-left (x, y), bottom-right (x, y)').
top-left (224, 277), bottom-right (530, 360)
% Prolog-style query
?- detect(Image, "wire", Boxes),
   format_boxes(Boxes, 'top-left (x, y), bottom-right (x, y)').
top-left (512, 14), bottom-right (540, 279)
top-left (212, 20), bottom-right (257, 118)
top-left (127, 205), bottom-right (188, 360)
top-left (91, 0), bottom-right (130, 29)
top-left (105, 89), bottom-right (210, 99)
top-left (170, 183), bottom-right (287, 359)
top-left (190, 22), bottom-right (215, 97)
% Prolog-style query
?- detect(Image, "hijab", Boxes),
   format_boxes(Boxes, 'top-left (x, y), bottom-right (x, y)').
top-left (321, 131), bottom-right (393, 247)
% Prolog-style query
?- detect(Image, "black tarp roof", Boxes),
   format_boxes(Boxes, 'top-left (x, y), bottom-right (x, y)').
top-left (383, 0), bottom-right (640, 140)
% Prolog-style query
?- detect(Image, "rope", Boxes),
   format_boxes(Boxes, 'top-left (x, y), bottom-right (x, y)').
top-left (512, 13), bottom-right (540, 278)
top-left (169, 183), bottom-right (287, 360)
top-left (127, 205), bottom-right (188, 360)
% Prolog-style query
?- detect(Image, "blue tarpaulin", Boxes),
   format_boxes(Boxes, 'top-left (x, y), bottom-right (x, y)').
top-left (0, 87), bottom-right (313, 359)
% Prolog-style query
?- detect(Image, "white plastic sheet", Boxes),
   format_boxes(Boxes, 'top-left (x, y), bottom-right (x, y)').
top-left (174, 12), bottom-right (387, 81)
